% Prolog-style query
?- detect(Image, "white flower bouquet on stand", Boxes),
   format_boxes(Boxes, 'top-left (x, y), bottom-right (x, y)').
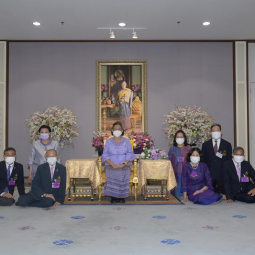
top-left (25, 106), bottom-right (79, 148)
top-left (163, 105), bottom-right (213, 147)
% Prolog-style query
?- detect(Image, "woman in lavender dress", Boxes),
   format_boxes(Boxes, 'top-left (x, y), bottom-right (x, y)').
top-left (28, 125), bottom-right (59, 183)
top-left (102, 121), bottom-right (136, 203)
top-left (168, 130), bottom-right (192, 196)
top-left (181, 148), bottom-right (222, 205)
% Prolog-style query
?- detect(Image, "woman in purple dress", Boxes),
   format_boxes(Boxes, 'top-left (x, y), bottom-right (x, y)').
top-left (181, 148), bottom-right (222, 205)
top-left (168, 130), bottom-right (192, 196)
top-left (102, 121), bottom-right (136, 203)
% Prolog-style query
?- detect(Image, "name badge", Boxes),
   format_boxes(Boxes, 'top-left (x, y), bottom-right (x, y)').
top-left (52, 182), bottom-right (60, 188)
top-left (178, 157), bottom-right (184, 162)
top-left (241, 177), bottom-right (249, 182)
top-left (190, 171), bottom-right (197, 178)
top-left (9, 180), bottom-right (15, 185)
top-left (216, 152), bottom-right (223, 158)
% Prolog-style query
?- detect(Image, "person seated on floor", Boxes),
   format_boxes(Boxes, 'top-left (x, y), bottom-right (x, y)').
top-left (223, 146), bottom-right (255, 204)
top-left (0, 147), bottom-right (25, 206)
top-left (181, 147), bottom-right (223, 205)
top-left (17, 149), bottom-right (66, 208)
top-left (101, 121), bottom-right (136, 203)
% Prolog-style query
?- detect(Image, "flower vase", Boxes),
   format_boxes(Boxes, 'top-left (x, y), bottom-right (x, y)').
top-left (98, 148), bottom-right (104, 157)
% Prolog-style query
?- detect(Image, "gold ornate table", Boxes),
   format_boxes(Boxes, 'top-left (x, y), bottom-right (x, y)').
top-left (101, 104), bottom-right (115, 131)
top-left (138, 160), bottom-right (177, 200)
top-left (65, 159), bottom-right (102, 201)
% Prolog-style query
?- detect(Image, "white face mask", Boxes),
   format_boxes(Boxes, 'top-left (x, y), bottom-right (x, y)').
top-left (47, 157), bottom-right (57, 166)
top-left (5, 157), bottom-right (15, 165)
top-left (176, 138), bottom-right (185, 145)
top-left (233, 155), bottom-right (244, 163)
top-left (113, 130), bottom-right (122, 137)
top-left (211, 131), bottom-right (221, 140)
top-left (190, 156), bottom-right (200, 164)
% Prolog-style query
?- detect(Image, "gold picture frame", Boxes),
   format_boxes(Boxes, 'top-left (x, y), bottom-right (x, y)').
top-left (96, 60), bottom-right (147, 134)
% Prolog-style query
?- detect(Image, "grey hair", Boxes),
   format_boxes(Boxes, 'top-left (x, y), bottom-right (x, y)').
top-left (233, 146), bottom-right (244, 154)
top-left (210, 123), bottom-right (221, 131)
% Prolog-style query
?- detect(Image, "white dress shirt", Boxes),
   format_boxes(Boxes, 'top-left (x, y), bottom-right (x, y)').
top-left (232, 159), bottom-right (241, 172)
top-left (212, 138), bottom-right (221, 151)
top-left (49, 164), bottom-right (56, 180)
top-left (5, 163), bottom-right (14, 176)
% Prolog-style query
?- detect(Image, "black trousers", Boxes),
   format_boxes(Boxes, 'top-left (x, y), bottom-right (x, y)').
top-left (17, 193), bottom-right (55, 208)
top-left (211, 178), bottom-right (225, 194)
top-left (0, 197), bottom-right (15, 206)
top-left (234, 192), bottom-right (255, 203)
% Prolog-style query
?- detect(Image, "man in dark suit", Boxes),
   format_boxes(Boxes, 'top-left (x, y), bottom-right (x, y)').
top-left (201, 123), bottom-right (232, 195)
top-left (223, 146), bottom-right (255, 203)
top-left (0, 147), bottom-right (25, 206)
top-left (17, 149), bottom-right (66, 207)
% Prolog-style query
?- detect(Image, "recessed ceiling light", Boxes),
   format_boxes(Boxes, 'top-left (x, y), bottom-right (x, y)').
top-left (119, 23), bottom-right (126, 27)
top-left (33, 22), bottom-right (41, 26)
top-left (203, 21), bottom-right (210, 26)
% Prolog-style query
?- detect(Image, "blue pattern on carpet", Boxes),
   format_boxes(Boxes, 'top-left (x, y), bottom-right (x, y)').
top-left (161, 239), bottom-right (181, 245)
top-left (0, 216), bottom-right (4, 219)
top-left (110, 226), bottom-right (127, 230)
top-left (232, 215), bottom-right (247, 219)
top-left (70, 216), bottom-right (85, 219)
top-left (18, 226), bottom-right (35, 230)
top-left (202, 225), bottom-right (218, 230)
top-left (153, 215), bottom-right (166, 219)
top-left (53, 240), bottom-right (73, 245)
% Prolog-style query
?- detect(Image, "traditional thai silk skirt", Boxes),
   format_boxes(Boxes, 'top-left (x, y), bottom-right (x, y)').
top-left (104, 165), bottom-right (131, 198)
top-left (188, 189), bottom-right (223, 205)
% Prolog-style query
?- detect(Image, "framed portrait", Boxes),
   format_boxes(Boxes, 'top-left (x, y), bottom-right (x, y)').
top-left (96, 60), bottom-right (147, 134)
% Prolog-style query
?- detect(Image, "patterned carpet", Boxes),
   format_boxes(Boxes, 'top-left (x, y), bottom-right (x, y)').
top-left (1, 191), bottom-right (254, 254)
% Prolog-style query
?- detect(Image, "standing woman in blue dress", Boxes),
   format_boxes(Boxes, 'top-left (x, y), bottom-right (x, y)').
top-left (181, 147), bottom-right (222, 205)
top-left (28, 125), bottom-right (59, 183)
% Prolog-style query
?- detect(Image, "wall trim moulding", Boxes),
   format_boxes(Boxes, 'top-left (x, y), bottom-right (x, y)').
top-left (0, 41), bottom-right (6, 154)
top-left (235, 41), bottom-right (248, 156)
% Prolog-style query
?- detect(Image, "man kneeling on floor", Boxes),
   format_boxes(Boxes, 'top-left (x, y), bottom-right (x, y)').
top-left (17, 149), bottom-right (66, 207)
top-left (223, 146), bottom-right (255, 203)
top-left (0, 147), bottom-right (25, 206)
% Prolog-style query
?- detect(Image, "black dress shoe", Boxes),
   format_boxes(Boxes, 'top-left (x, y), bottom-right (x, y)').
top-left (15, 201), bottom-right (19, 206)
top-left (118, 198), bottom-right (125, 203)
top-left (110, 197), bottom-right (118, 203)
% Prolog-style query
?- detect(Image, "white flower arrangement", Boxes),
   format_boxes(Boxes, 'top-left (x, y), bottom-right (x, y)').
top-left (25, 106), bottom-right (79, 148)
top-left (163, 105), bottom-right (213, 147)
top-left (141, 147), bottom-right (168, 160)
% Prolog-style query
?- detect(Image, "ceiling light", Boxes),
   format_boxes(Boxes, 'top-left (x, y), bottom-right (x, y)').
top-left (109, 30), bottom-right (115, 39)
top-left (119, 23), bottom-right (126, 27)
top-left (132, 30), bottom-right (138, 39)
top-left (203, 21), bottom-right (210, 26)
top-left (33, 22), bottom-right (41, 26)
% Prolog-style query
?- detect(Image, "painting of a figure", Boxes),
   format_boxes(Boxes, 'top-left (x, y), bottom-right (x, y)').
top-left (97, 60), bottom-right (147, 134)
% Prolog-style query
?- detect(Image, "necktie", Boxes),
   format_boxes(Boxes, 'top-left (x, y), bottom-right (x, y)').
top-left (4, 165), bottom-right (11, 193)
top-left (50, 166), bottom-right (54, 180)
top-left (214, 140), bottom-right (218, 154)
top-left (236, 163), bottom-right (241, 181)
